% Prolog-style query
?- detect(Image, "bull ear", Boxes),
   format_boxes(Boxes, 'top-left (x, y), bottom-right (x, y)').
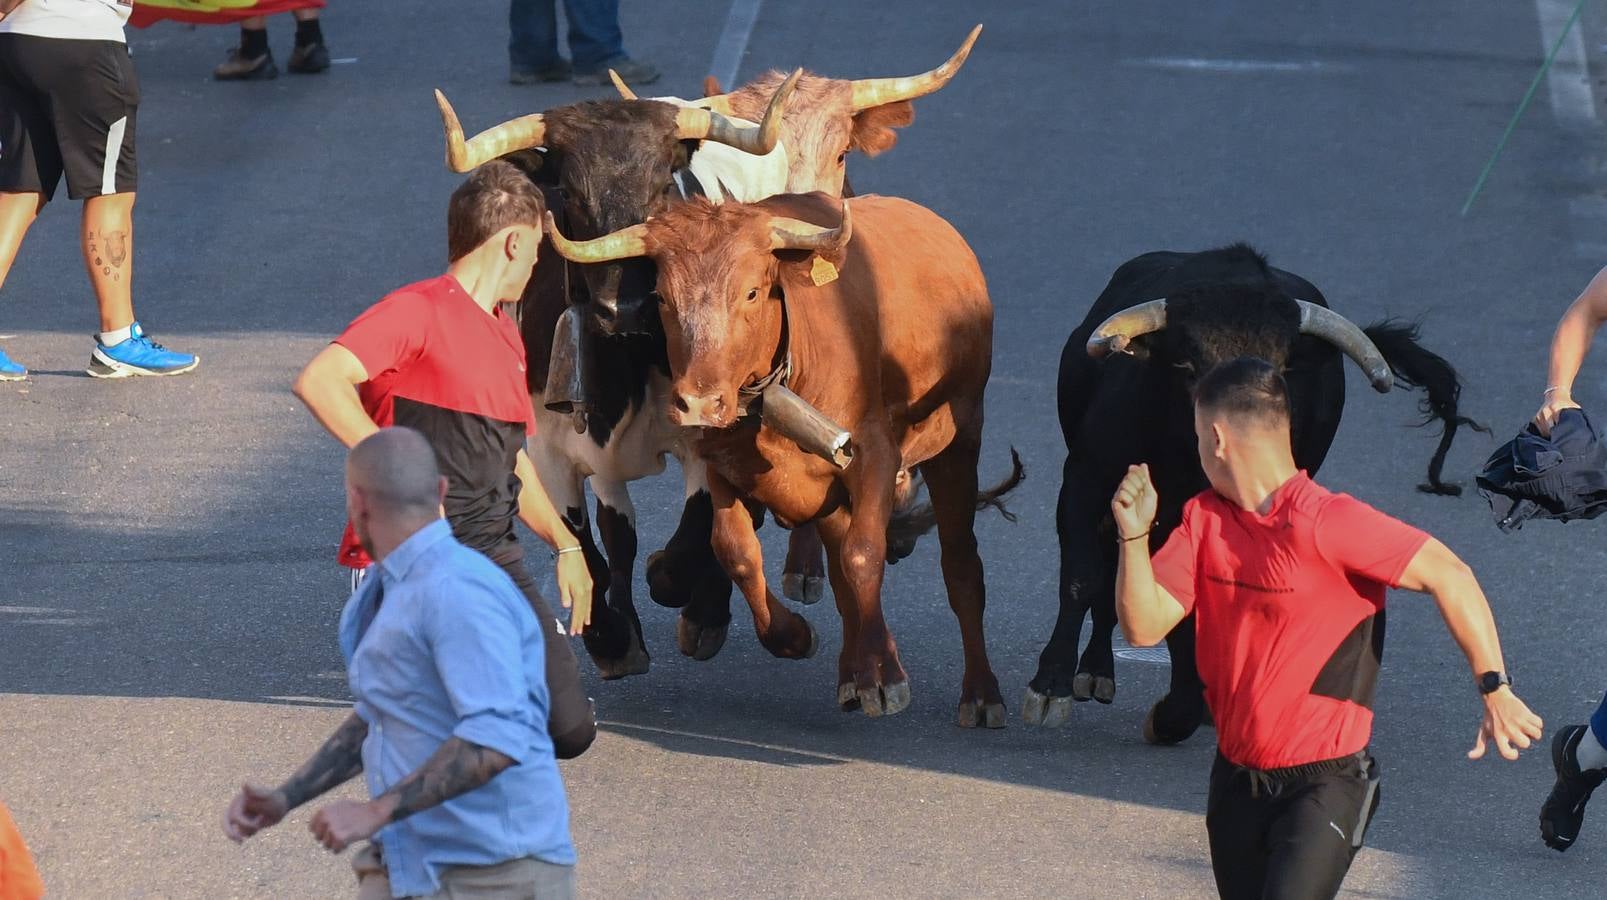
top-left (849, 100), bottom-right (915, 157)
top-left (702, 75), bottom-right (724, 97)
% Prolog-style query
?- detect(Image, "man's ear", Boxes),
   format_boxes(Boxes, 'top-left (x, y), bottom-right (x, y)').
top-left (436, 475), bottom-right (449, 510)
top-left (1210, 421), bottom-right (1229, 460)
top-left (503, 228), bottom-right (521, 262)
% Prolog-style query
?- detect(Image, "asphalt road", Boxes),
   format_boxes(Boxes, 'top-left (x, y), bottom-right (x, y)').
top-left (4, 1), bottom-right (1607, 897)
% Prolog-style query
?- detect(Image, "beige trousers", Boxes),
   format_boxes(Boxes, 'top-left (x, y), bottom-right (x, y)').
top-left (353, 842), bottom-right (577, 899)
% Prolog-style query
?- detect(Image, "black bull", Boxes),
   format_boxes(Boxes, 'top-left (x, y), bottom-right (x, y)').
top-left (1022, 243), bottom-right (1484, 741)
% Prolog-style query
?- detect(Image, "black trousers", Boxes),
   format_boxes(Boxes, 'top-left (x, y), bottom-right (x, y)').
top-left (492, 553), bottom-right (598, 760)
top-left (1206, 751), bottom-right (1381, 900)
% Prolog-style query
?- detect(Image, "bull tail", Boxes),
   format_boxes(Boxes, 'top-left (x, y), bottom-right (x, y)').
top-left (1363, 319), bottom-right (1490, 496)
top-left (885, 448), bottom-right (1026, 564)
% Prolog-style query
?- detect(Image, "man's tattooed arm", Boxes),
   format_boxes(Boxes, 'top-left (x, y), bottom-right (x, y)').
top-left (278, 712), bottom-right (369, 810)
top-left (372, 738), bottom-right (515, 824)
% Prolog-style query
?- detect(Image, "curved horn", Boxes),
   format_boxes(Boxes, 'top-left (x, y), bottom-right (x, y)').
top-left (769, 200), bottom-right (852, 252)
top-left (1296, 301), bottom-right (1394, 392)
top-left (850, 24), bottom-right (982, 111)
top-left (676, 68), bottom-right (800, 155)
top-left (543, 211), bottom-right (650, 265)
top-left (608, 69), bottom-right (638, 100)
top-left (1087, 299), bottom-right (1168, 358)
top-left (434, 89), bottom-right (546, 173)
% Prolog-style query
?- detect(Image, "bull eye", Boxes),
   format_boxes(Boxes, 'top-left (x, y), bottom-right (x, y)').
top-left (745, 288), bottom-right (759, 302)
top-left (837, 151), bottom-right (847, 166)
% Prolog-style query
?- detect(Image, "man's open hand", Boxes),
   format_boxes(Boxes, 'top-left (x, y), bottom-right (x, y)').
top-left (1469, 687), bottom-right (1544, 761)
top-left (1111, 464), bottom-right (1159, 541)
top-left (1533, 388), bottom-right (1581, 436)
top-left (223, 783), bottom-right (288, 843)
top-left (555, 550), bottom-right (592, 635)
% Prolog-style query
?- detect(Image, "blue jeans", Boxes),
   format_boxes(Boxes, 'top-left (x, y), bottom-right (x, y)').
top-left (509, 0), bottom-right (624, 73)
top-left (1591, 690), bottom-right (1607, 748)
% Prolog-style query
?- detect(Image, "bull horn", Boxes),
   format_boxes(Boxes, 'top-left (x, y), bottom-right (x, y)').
top-left (850, 24), bottom-right (982, 111)
top-left (1296, 301), bottom-right (1393, 393)
top-left (434, 89), bottom-right (547, 173)
top-left (608, 69), bottom-right (638, 100)
top-left (543, 211), bottom-right (649, 264)
top-left (1087, 299), bottom-right (1168, 358)
top-left (676, 68), bottom-right (800, 155)
top-left (769, 200), bottom-right (852, 252)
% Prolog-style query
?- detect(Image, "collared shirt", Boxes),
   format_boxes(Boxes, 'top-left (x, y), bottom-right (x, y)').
top-left (339, 519), bottom-right (574, 898)
top-left (1149, 472), bottom-right (1429, 770)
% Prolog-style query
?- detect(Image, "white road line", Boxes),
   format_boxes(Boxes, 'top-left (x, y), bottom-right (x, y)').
top-left (1535, 0), bottom-right (1597, 124)
top-left (1124, 57), bottom-right (1344, 74)
top-left (601, 719), bottom-right (855, 763)
top-left (709, 0), bottom-right (764, 90)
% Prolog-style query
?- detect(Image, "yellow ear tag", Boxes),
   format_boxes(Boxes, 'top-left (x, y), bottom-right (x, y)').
top-left (810, 256), bottom-right (839, 286)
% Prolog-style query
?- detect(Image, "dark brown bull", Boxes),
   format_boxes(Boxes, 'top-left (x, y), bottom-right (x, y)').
top-left (546, 192), bottom-right (1019, 725)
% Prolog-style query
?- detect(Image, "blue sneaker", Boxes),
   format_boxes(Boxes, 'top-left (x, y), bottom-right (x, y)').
top-left (87, 321), bottom-right (199, 378)
top-left (0, 344), bottom-right (25, 381)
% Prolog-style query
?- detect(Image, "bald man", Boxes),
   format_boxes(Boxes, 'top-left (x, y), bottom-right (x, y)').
top-left (225, 428), bottom-right (578, 898)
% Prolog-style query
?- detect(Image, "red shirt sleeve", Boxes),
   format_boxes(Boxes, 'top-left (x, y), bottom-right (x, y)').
top-left (1314, 493), bottom-right (1431, 589)
top-left (332, 290), bottom-right (431, 379)
top-left (1150, 497), bottom-right (1201, 614)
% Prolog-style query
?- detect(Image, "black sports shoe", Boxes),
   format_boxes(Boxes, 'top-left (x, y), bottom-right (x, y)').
top-left (1541, 724), bottom-right (1607, 851)
top-left (214, 47), bottom-right (277, 81)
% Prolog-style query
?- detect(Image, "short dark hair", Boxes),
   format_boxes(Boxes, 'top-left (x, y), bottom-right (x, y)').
top-left (1194, 357), bottom-right (1290, 426)
top-left (446, 160), bottom-right (546, 263)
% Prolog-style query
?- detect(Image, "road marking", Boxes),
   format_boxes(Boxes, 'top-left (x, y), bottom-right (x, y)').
top-left (1115, 646), bottom-right (1171, 664)
top-left (1124, 57), bottom-right (1344, 74)
top-left (332, 57), bottom-right (359, 65)
top-left (1535, 0), bottom-right (1597, 124)
top-left (710, 0), bottom-right (764, 90)
top-left (601, 720), bottom-right (855, 763)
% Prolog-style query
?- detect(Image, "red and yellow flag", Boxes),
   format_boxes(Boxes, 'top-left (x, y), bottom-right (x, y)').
top-left (129, 0), bottom-right (326, 28)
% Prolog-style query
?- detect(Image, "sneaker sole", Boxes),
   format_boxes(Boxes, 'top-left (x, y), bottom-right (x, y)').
top-left (0, 371), bottom-right (26, 382)
top-left (87, 350), bottom-right (200, 379)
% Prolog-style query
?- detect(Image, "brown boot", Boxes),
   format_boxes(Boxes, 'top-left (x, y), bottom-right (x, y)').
top-left (214, 47), bottom-right (277, 81)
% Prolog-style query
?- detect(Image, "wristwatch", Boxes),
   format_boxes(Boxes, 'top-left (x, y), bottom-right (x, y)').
top-left (1477, 671), bottom-right (1512, 695)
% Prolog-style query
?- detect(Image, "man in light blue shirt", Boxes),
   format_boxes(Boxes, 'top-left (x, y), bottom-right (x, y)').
top-left (224, 427), bottom-right (576, 898)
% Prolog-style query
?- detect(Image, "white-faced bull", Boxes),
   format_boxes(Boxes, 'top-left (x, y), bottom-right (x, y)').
top-left (1021, 244), bottom-right (1484, 741)
top-left (547, 193), bottom-right (1023, 724)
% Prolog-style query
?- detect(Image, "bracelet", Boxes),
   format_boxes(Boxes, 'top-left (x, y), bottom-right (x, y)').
top-left (1544, 386), bottom-right (1569, 396)
top-left (554, 545), bottom-right (583, 557)
top-left (1118, 528), bottom-right (1152, 543)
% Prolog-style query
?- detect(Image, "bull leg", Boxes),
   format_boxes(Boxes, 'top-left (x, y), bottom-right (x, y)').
top-left (814, 455), bottom-right (906, 718)
top-left (654, 456), bottom-right (736, 660)
top-left (707, 471), bottom-right (816, 660)
top-left (920, 435), bottom-right (1005, 729)
top-left (1024, 458), bottom-right (1116, 727)
top-left (1143, 614), bottom-right (1207, 745)
top-left (530, 447), bottom-right (633, 677)
top-left (781, 524), bottom-right (828, 605)
top-left (591, 477), bottom-right (649, 679)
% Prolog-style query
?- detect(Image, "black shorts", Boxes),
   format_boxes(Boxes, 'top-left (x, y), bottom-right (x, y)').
top-left (0, 33), bottom-right (139, 201)
top-left (1206, 751), bottom-right (1382, 900)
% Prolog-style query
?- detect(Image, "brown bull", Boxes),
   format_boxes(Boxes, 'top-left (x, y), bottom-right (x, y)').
top-left (546, 192), bottom-right (1013, 726)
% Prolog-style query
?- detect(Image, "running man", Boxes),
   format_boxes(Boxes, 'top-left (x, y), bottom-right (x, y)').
top-left (1116, 357), bottom-right (1542, 899)
top-left (293, 160), bottom-right (595, 759)
top-left (1534, 264), bottom-right (1607, 851)
top-left (0, 0), bottom-right (199, 379)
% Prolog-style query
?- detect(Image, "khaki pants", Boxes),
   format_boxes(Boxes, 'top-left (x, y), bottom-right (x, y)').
top-left (353, 842), bottom-right (577, 899)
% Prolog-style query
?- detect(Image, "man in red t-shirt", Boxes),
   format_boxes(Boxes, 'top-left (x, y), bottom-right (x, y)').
top-left (1114, 357), bottom-right (1542, 899)
top-left (292, 160), bottom-right (595, 758)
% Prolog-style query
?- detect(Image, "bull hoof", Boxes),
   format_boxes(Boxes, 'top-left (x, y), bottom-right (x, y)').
top-left (758, 614), bottom-right (818, 660)
top-left (957, 698), bottom-right (1007, 729)
top-left (1072, 672), bottom-right (1116, 704)
top-left (1142, 697), bottom-right (1203, 746)
top-left (859, 679), bottom-right (911, 718)
top-left (780, 573), bottom-right (826, 606)
top-left (591, 626), bottom-right (650, 680)
top-left (644, 550), bottom-right (692, 609)
top-left (1020, 687), bottom-right (1074, 728)
top-left (676, 615), bottom-right (728, 661)
top-left (837, 681), bottom-right (859, 711)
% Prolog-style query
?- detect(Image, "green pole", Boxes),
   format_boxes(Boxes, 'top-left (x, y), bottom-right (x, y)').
top-left (1461, 0), bottom-right (1591, 216)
